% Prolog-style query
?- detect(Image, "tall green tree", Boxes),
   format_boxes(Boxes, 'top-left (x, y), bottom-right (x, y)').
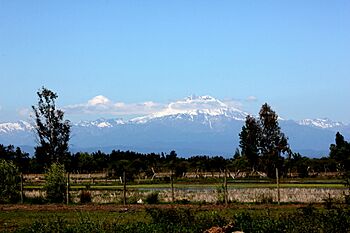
top-left (329, 132), bottom-right (350, 172)
top-left (32, 87), bottom-right (70, 169)
top-left (330, 132), bottom-right (350, 196)
top-left (258, 103), bottom-right (290, 178)
top-left (329, 132), bottom-right (350, 168)
top-left (239, 115), bottom-right (260, 172)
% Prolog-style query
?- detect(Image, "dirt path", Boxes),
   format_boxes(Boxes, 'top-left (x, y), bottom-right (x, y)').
top-left (0, 203), bottom-right (311, 212)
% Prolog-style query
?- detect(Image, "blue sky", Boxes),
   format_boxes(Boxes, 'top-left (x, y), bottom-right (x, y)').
top-left (0, 1), bottom-right (349, 123)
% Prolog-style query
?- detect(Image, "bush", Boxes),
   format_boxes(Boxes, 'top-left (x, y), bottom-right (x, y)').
top-left (79, 190), bottom-right (92, 204)
top-left (44, 163), bottom-right (66, 203)
top-left (0, 159), bottom-right (20, 203)
top-left (24, 195), bottom-right (47, 204)
top-left (174, 199), bottom-right (191, 204)
top-left (146, 207), bottom-right (195, 226)
top-left (145, 192), bottom-right (159, 204)
top-left (255, 193), bottom-right (274, 204)
top-left (216, 186), bottom-right (225, 204)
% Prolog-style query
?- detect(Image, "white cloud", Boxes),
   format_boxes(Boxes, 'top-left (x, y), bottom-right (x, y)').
top-left (18, 108), bottom-right (31, 118)
top-left (222, 99), bottom-right (244, 109)
top-left (64, 95), bottom-right (253, 118)
top-left (88, 95), bottom-right (111, 106)
top-left (246, 96), bottom-right (258, 102)
top-left (64, 96), bottom-right (165, 116)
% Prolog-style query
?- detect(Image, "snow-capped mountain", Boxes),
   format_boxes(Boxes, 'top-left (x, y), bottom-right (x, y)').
top-left (0, 95), bottom-right (349, 157)
top-left (298, 118), bottom-right (345, 129)
top-left (131, 95), bottom-right (248, 124)
top-left (76, 118), bottom-right (125, 128)
top-left (0, 120), bottom-right (33, 133)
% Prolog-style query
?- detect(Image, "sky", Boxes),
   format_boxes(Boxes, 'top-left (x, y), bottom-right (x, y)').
top-left (0, 1), bottom-right (349, 123)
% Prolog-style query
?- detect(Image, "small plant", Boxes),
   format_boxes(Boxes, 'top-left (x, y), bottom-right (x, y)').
top-left (344, 192), bottom-right (350, 205)
top-left (175, 199), bottom-right (190, 204)
top-left (299, 203), bottom-right (316, 216)
top-left (79, 190), bottom-right (92, 204)
top-left (323, 193), bottom-right (337, 209)
top-left (255, 193), bottom-right (274, 204)
top-left (24, 195), bottom-right (47, 204)
top-left (234, 212), bottom-right (254, 232)
top-left (44, 163), bottom-right (66, 203)
top-left (216, 186), bottom-right (225, 204)
top-left (145, 192), bottom-right (159, 204)
top-left (146, 207), bottom-right (195, 227)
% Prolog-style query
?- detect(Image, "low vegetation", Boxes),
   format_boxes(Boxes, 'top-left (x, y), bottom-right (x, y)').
top-left (44, 163), bottom-right (66, 203)
top-left (0, 159), bottom-right (20, 203)
top-left (1, 205), bottom-right (350, 232)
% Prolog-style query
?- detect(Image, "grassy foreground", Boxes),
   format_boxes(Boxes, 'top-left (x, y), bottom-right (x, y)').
top-left (1, 203), bottom-right (350, 232)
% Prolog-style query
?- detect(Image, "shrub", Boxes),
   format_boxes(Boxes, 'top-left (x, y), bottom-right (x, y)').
top-left (146, 207), bottom-right (195, 227)
top-left (145, 192), bottom-right (159, 204)
top-left (44, 163), bottom-right (66, 203)
top-left (0, 159), bottom-right (20, 203)
top-left (216, 186), bottom-right (225, 204)
top-left (17, 216), bottom-right (67, 233)
top-left (79, 190), bottom-right (92, 204)
top-left (323, 193), bottom-right (338, 209)
top-left (255, 193), bottom-right (274, 204)
top-left (174, 199), bottom-right (191, 204)
top-left (345, 193), bottom-right (350, 205)
top-left (24, 195), bottom-right (47, 204)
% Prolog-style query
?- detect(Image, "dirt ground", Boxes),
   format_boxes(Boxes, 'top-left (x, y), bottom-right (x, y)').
top-left (0, 203), bottom-right (311, 212)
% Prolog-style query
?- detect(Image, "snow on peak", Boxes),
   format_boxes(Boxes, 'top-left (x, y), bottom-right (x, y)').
top-left (131, 95), bottom-right (248, 123)
top-left (298, 118), bottom-right (344, 129)
top-left (75, 118), bottom-right (125, 128)
top-left (96, 122), bottom-right (112, 128)
top-left (0, 120), bottom-right (34, 133)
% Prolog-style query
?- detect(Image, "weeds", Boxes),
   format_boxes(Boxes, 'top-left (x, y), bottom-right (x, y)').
top-left (6, 206), bottom-right (350, 233)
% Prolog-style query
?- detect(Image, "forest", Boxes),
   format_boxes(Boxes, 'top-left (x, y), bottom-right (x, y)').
top-left (0, 141), bottom-right (348, 179)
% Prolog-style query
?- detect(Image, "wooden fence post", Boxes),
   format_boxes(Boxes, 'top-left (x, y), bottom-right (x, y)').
top-left (20, 173), bottom-right (24, 204)
top-left (224, 169), bottom-right (228, 206)
top-left (66, 172), bottom-right (70, 205)
top-left (123, 171), bottom-right (127, 205)
top-left (276, 168), bottom-right (280, 205)
top-left (171, 170), bottom-right (175, 202)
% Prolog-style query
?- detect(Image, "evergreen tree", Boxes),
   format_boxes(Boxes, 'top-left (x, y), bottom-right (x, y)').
top-left (239, 115), bottom-right (260, 172)
top-left (32, 87), bottom-right (70, 169)
top-left (258, 103), bottom-right (290, 178)
top-left (330, 133), bottom-right (350, 194)
top-left (330, 132), bottom-right (350, 171)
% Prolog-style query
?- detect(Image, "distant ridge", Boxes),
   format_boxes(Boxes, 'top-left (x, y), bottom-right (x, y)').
top-left (0, 96), bottom-right (349, 157)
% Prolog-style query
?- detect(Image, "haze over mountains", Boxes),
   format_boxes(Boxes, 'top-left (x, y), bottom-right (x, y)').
top-left (0, 96), bottom-right (348, 158)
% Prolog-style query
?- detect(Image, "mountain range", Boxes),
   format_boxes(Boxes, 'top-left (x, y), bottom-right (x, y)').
top-left (0, 95), bottom-right (349, 158)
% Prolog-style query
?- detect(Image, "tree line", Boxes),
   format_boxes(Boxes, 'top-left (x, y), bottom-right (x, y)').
top-left (1, 142), bottom-right (348, 179)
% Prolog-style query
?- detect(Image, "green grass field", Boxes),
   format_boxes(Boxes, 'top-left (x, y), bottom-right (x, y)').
top-left (0, 203), bottom-right (311, 232)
